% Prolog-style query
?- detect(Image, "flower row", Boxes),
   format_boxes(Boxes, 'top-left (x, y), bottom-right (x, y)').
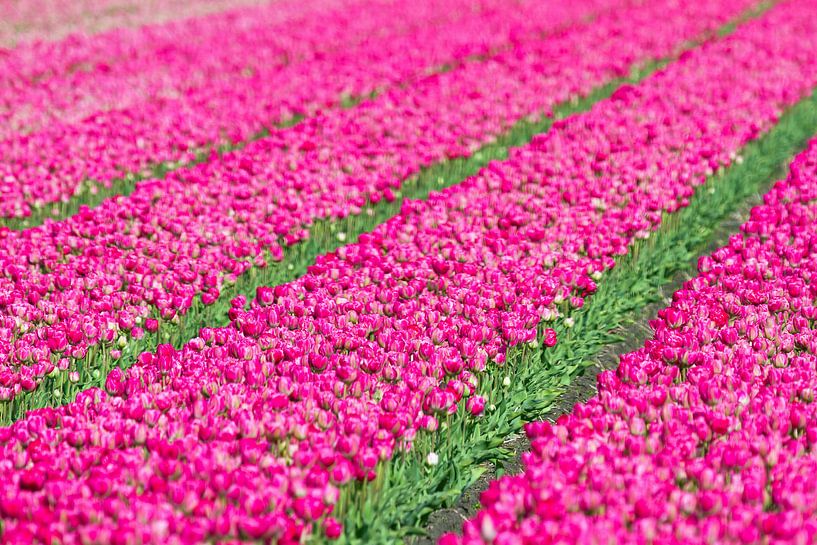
top-left (1, 1), bottom-right (816, 542)
top-left (445, 131), bottom-right (817, 545)
top-left (0, 0), bottom-right (268, 47)
top-left (2, 0), bottom-right (565, 137)
top-left (0, 0), bottom-right (753, 411)
top-left (0, 0), bottom-right (617, 218)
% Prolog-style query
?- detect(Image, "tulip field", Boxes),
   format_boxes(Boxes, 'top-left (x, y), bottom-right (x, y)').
top-left (6, 0), bottom-right (817, 543)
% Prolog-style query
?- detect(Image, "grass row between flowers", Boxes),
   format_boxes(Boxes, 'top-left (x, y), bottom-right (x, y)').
top-left (0, 57), bottom-right (677, 425)
top-left (325, 85), bottom-right (817, 545)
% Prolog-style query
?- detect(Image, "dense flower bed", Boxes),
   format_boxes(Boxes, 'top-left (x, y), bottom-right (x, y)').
top-left (0, 0), bottom-right (754, 408)
top-left (0, 0), bottom-right (620, 218)
top-left (1, 2), bottom-right (816, 542)
top-left (0, 0), bottom-right (269, 47)
top-left (1, 0), bottom-right (575, 138)
top-left (445, 126), bottom-right (817, 545)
